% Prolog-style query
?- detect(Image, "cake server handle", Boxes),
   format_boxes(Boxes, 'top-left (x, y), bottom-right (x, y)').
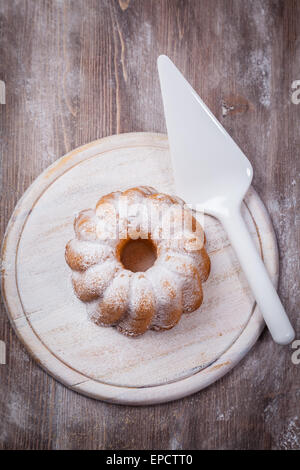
top-left (219, 204), bottom-right (295, 345)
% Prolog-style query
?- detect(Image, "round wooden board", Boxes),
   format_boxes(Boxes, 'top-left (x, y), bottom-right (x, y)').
top-left (1, 132), bottom-right (279, 405)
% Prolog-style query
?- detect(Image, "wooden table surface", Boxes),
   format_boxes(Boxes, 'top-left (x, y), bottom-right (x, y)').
top-left (0, 0), bottom-right (299, 450)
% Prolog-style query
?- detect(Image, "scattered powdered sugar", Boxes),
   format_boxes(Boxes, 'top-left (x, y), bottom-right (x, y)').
top-left (216, 406), bottom-right (235, 422)
top-left (236, 0), bottom-right (273, 109)
top-left (266, 185), bottom-right (299, 315)
top-left (249, 49), bottom-right (271, 108)
top-left (278, 417), bottom-right (300, 450)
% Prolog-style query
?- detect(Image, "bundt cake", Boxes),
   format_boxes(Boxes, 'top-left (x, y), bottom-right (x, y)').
top-left (65, 186), bottom-right (210, 336)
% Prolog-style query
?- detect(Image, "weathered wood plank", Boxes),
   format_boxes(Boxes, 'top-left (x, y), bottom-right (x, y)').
top-left (0, 0), bottom-right (299, 450)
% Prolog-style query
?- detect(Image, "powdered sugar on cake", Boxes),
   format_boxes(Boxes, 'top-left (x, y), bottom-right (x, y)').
top-left (65, 186), bottom-right (210, 336)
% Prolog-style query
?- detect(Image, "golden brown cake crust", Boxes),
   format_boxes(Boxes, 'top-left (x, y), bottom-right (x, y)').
top-left (65, 186), bottom-right (210, 336)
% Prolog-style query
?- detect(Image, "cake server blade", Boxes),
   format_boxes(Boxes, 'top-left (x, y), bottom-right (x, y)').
top-left (157, 55), bottom-right (295, 345)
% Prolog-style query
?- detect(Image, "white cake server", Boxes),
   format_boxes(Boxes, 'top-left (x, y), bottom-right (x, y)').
top-left (157, 55), bottom-right (295, 345)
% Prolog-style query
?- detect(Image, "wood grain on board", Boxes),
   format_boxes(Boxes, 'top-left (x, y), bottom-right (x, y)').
top-left (0, 0), bottom-right (299, 450)
top-left (1, 133), bottom-right (279, 404)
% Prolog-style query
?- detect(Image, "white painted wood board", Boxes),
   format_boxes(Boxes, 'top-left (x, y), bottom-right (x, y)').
top-left (1, 133), bottom-right (279, 405)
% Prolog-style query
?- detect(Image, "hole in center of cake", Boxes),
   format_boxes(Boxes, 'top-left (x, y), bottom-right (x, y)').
top-left (120, 239), bottom-right (157, 272)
